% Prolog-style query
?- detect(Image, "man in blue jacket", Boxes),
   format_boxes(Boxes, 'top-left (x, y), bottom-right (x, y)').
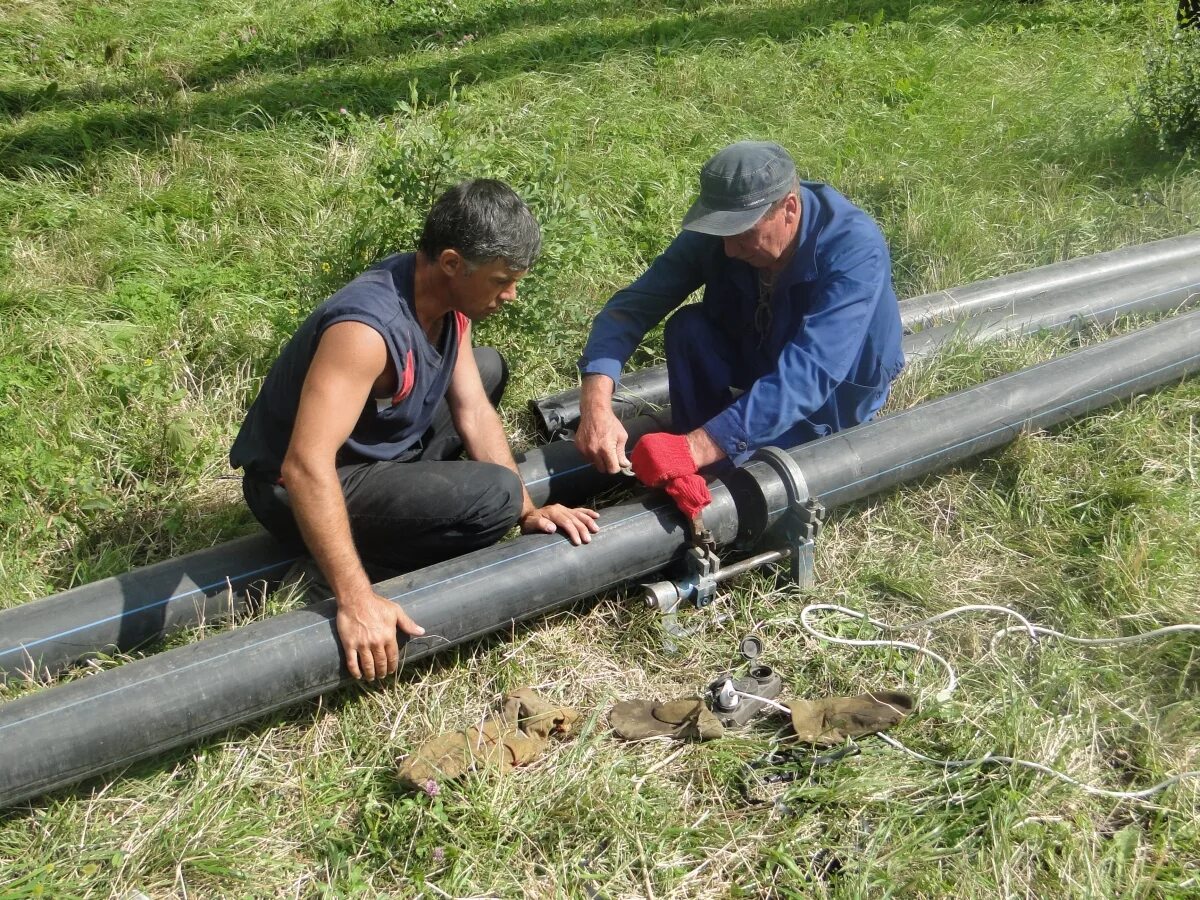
top-left (575, 141), bottom-right (904, 516)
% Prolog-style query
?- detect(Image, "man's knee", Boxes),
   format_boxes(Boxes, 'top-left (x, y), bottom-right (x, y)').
top-left (461, 464), bottom-right (523, 540)
top-left (474, 347), bottom-right (509, 405)
top-left (664, 305), bottom-right (713, 357)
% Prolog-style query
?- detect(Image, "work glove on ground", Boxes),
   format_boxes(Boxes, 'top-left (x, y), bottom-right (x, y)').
top-left (609, 697), bottom-right (725, 742)
top-left (785, 691), bottom-right (914, 746)
top-left (397, 688), bottom-right (579, 792)
top-left (630, 433), bottom-right (713, 520)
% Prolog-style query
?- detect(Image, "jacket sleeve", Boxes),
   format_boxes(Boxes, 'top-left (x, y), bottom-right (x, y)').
top-left (703, 240), bottom-right (889, 462)
top-left (577, 232), bottom-right (710, 384)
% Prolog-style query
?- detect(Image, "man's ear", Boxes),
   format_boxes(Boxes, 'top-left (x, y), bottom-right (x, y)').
top-left (784, 192), bottom-right (800, 226)
top-left (438, 248), bottom-right (464, 277)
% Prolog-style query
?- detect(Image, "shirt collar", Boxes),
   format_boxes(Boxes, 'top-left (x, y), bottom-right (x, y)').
top-left (782, 182), bottom-right (822, 284)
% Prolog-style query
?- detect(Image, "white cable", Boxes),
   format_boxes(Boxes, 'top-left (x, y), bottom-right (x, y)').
top-left (795, 602), bottom-right (1200, 801)
top-left (990, 622), bottom-right (1200, 652)
top-left (800, 603), bottom-right (974, 701)
top-left (876, 734), bottom-right (1200, 801)
top-left (733, 690), bottom-right (793, 716)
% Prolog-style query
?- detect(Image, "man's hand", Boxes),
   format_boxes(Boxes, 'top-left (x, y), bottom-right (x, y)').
top-left (664, 474), bottom-right (712, 519)
top-left (519, 504), bottom-right (601, 544)
top-left (336, 591), bottom-right (425, 681)
top-left (577, 374), bottom-right (631, 474)
top-left (630, 432), bottom-right (715, 520)
top-left (576, 407), bottom-right (631, 474)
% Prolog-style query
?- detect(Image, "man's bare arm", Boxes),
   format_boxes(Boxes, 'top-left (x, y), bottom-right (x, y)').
top-left (281, 321), bottom-right (424, 680)
top-left (446, 337), bottom-right (599, 544)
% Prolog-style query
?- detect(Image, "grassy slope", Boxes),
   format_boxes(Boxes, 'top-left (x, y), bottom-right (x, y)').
top-left (1, 0), bottom-right (1198, 896)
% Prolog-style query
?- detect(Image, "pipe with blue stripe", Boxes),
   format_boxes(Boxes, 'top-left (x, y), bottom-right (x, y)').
top-left (0, 308), bottom-right (1197, 808)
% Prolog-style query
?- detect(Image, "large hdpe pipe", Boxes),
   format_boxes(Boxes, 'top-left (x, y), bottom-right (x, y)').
top-left (1, 309), bottom-right (1197, 809)
top-left (529, 235), bottom-right (1200, 437)
top-left (520, 256), bottom-right (1200, 500)
top-left (5, 257), bottom-right (1200, 683)
top-left (0, 433), bottom-right (654, 683)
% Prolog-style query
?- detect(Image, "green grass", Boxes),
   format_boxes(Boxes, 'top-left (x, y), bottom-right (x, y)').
top-left (2, 0), bottom-right (1199, 896)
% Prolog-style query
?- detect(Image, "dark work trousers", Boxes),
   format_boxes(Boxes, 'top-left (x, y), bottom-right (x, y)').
top-left (242, 347), bottom-right (523, 574)
top-left (664, 305), bottom-right (749, 433)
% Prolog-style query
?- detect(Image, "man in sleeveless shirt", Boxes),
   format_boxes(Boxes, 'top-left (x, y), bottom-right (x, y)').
top-left (574, 141), bottom-right (904, 521)
top-left (231, 180), bottom-right (599, 681)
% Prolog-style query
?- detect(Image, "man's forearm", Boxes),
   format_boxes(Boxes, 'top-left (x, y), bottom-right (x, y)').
top-left (686, 427), bottom-right (727, 469)
top-left (457, 404), bottom-right (536, 515)
top-left (580, 373), bottom-right (616, 417)
top-left (281, 460), bottom-right (373, 601)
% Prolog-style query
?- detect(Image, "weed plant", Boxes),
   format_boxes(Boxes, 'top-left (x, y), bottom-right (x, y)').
top-left (1, 0), bottom-right (1198, 896)
top-left (1132, 26), bottom-right (1200, 151)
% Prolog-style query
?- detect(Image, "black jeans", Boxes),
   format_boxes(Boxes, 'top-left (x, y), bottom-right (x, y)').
top-left (242, 347), bottom-right (523, 573)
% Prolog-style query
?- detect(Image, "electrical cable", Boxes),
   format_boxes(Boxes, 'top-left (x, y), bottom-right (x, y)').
top-left (779, 602), bottom-right (1200, 801)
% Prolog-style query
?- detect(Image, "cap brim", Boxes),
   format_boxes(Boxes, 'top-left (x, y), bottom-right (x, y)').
top-left (681, 200), bottom-right (770, 237)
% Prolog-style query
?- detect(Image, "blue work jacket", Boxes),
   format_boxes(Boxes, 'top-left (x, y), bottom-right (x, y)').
top-left (578, 182), bottom-right (905, 462)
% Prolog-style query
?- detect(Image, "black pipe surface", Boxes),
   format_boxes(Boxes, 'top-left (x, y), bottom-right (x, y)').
top-left (1, 311), bottom-right (1198, 808)
top-left (6, 256), bottom-right (1200, 682)
top-left (0, 534), bottom-right (297, 683)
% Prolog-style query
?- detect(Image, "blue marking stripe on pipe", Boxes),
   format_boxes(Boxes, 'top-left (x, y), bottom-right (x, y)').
top-left (761, 346), bottom-right (1200, 517)
top-left (0, 502), bottom-right (672, 734)
top-left (0, 557), bottom-right (299, 661)
top-left (523, 461), bottom-right (592, 487)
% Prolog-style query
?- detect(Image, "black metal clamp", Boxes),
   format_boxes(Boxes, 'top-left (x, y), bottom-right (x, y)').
top-left (751, 446), bottom-right (825, 589)
top-left (641, 539), bottom-right (722, 651)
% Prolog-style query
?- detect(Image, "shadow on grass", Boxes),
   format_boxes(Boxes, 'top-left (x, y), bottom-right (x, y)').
top-left (52, 491), bottom-right (261, 590)
top-left (0, 0), bottom-right (1145, 176)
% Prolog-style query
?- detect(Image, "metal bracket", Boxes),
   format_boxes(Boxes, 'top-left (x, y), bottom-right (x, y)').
top-left (751, 446), bottom-right (826, 589)
top-left (641, 540), bottom-right (722, 651)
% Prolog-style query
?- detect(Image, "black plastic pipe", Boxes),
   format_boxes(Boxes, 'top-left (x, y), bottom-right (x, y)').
top-left (1, 309), bottom-right (1197, 808)
top-left (529, 235), bottom-right (1200, 437)
top-left (5, 256), bottom-right (1200, 683)
top-left (0, 435), bottom-right (648, 683)
top-left (0, 533), bottom-right (294, 682)
top-left (746, 307), bottom-right (1200, 526)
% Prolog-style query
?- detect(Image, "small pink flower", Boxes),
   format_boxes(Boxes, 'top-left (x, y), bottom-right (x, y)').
top-left (432, 847), bottom-right (445, 863)
top-left (423, 779), bottom-right (440, 797)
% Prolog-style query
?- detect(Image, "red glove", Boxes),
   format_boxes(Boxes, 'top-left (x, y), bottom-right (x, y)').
top-left (630, 433), bottom-right (697, 487)
top-left (664, 473), bottom-right (712, 519)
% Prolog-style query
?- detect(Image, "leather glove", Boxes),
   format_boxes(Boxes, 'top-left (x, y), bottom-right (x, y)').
top-left (786, 691), bottom-right (914, 746)
top-left (397, 688), bottom-right (579, 791)
top-left (609, 697), bottom-right (725, 742)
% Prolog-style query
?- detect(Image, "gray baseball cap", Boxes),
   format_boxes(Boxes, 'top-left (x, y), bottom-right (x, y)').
top-left (681, 141), bottom-right (797, 237)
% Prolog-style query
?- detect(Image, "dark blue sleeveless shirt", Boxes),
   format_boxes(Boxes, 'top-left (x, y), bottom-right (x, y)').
top-left (230, 253), bottom-right (466, 480)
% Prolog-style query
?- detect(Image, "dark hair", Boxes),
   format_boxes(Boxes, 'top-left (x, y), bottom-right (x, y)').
top-left (418, 179), bottom-right (541, 271)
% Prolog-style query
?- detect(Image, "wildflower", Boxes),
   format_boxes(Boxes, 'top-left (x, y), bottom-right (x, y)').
top-left (432, 847), bottom-right (445, 863)
top-left (423, 779), bottom-right (440, 798)
top-left (321, 261), bottom-right (331, 273)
